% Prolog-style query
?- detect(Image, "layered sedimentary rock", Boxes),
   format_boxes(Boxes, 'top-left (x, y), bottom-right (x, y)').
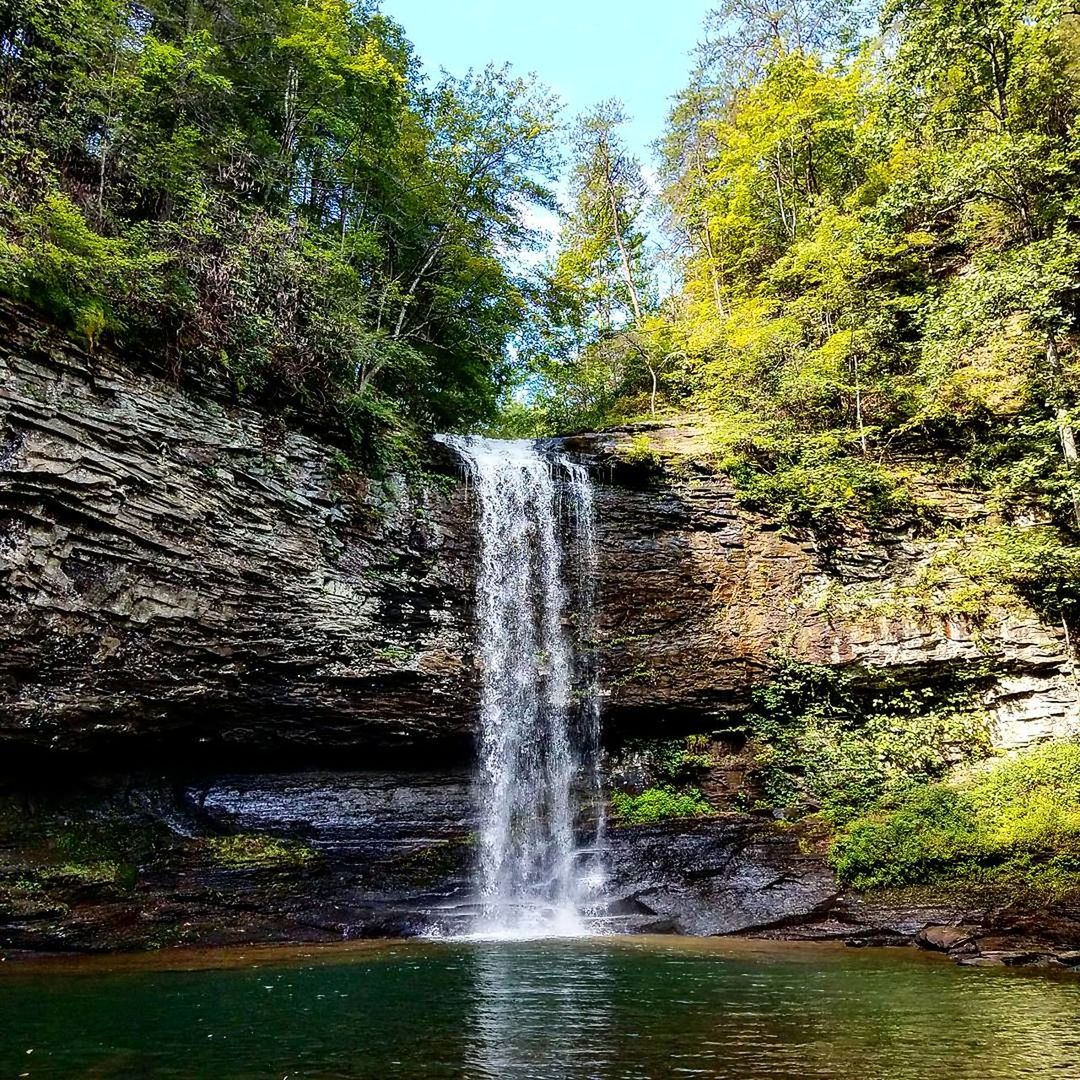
top-left (577, 427), bottom-right (1079, 748)
top-left (2, 303), bottom-right (1075, 757)
top-left (0, 301), bottom-right (476, 757)
top-left (3, 306), bottom-right (1080, 958)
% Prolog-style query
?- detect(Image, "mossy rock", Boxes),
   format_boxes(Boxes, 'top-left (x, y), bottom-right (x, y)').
top-left (202, 834), bottom-right (318, 870)
top-left (384, 836), bottom-right (475, 888)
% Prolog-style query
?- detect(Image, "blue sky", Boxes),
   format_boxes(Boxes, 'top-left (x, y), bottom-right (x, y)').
top-left (383, 0), bottom-right (712, 165)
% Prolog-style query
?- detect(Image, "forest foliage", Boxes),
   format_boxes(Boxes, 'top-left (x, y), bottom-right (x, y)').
top-left (7, 0), bottom-right (1080, 511)
top-left (511, 0), bottom-right (1080, 546)
top-left (0, 0), bottom-right (560, 465)
top-left (831, 739), bottom-right (1080, 891)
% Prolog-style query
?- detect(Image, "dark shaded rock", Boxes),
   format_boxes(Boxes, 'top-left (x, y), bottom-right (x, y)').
top-left (841, 929), bottom-right (913, 948)
top-left (4, 774), bottom-right (846, 950)
top-left (190, 769), bottom-right (475, 854)
top-left (0, 770), bottom-right (480, 952)
top-left (915, 925), bottom-right (975, 952)
top-left (951, 931), bottom-right (1080, 969)
top-left (6, 773), bottom-right (837, 950)
top-left (775, 890), bottom-right (1080, 970)
top-left (959, 951), bottom-right (1048, 968)
top-left (605, 817), bottom-right (838, 935)
top-left (990, 909), bottom-right (1080, 947)
top-left (784, 890), bottom-right (982, 943)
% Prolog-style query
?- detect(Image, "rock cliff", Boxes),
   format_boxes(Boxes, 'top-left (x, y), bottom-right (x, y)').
top-left (582, 426), bottom-right (1079, 750)
top-left (3, 303), bottom-right (1080, 962)
top-left (0, 301), bottom-right (476, 759)
top-left (3, 302), bottom-right (1076, 759)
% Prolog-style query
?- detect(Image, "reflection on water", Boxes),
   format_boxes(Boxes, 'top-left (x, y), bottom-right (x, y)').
top-left (467, 941), bottom-right (612, 1078)
top-left (2, 937), bottom-right (1079, 1079)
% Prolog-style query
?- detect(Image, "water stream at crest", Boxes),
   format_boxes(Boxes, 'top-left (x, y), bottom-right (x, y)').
top-left (437, 436), bottom-right (605, 937)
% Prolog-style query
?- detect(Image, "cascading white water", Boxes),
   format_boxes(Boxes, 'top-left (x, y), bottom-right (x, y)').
top-left (438, 436), bottom-right (605, 937)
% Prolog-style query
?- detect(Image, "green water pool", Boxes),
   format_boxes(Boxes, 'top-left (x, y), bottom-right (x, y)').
top-left (2, 936), bottom-right (1078, 1079)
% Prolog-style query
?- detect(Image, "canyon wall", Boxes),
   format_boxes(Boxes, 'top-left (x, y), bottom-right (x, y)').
top-left (2, 302), bottom-right (1077, 760)
top-left (4, 304), bottom-right (1080, 959)
top-left (0, 302), bottom-right (475, 759)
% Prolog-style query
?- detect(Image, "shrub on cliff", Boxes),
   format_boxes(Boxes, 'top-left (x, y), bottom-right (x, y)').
top-left (743, 660), bottom-right (993, 824)
top-left (610, 786), bottom-right (713, 825)
top-left (831, 740), bottom-right (1080, 890)
top-left (725, 435), bottom-right (913, 536)
top-left (939, 525), bottom-right (1080, 627)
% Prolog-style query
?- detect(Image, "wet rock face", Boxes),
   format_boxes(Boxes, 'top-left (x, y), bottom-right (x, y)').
top-left (580, 426), bottom-right (1079, 748)
top-left (178, 777), bottom-right (844, 941)
top-left (1, 306), bottom-right (1077, 758)
top-left (0, 303), bottom-right (478, 758)
top-left (0, 772), bottom-right (842, 951)
top-left (0, 771), bottom-right (480, 951)
top-left (604, 819), bottom-right (837, 935)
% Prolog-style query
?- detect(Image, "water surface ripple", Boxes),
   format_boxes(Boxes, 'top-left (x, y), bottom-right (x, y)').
top-left (4, 938), bottom-right (1079, 1079)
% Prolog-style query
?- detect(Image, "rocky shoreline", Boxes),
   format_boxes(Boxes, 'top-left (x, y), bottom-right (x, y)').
top-left (1, 769), bottom-right (1078, 972)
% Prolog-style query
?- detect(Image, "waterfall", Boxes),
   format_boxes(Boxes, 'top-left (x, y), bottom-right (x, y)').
top-left (438, 436), bottom-right (605, 937)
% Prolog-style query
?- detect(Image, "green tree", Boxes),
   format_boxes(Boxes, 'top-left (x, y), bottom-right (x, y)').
top-left (517, 101), bottom-right (664, 430)
top-left (640, 0), bottom-right (1080, 537)
top-left (885, 0), bottom-right (1080, 522)
top-left (0, 0), bottom-right (561, 460)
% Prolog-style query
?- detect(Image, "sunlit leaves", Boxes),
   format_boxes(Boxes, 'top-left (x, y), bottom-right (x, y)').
top-left (0, 0), bottom-right (564, 458)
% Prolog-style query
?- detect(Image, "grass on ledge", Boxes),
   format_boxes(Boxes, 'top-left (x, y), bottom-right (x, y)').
top-left (203, 835), bottom-right (318, 869)
top-left (610, 786), bottom-right (715, 825)
top-left (830, 740), bottom-right (1080, 893)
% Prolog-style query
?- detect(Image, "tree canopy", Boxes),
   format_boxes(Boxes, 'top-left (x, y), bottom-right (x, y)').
top-left (0, 0), bottom-right (560, 463)
top-left (508, 0), bottom-right (1080, 542)
top-left (5, 0), bottom-right (1080, 527)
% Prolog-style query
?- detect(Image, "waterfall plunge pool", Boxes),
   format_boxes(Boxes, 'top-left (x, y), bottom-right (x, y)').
top-left (4, 936), bottom-right (1079, 1079)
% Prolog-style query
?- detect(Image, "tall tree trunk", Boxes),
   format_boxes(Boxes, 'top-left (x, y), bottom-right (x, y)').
top-left (988, 33), bottom-right (1010, 128)
top-left (774, 148), bottom-right (795, 240)
top-left (853, 350), bottom-right (867, 455)
top-left (97, 49), bottom-right (121, 226)
top-left (701, 227), bottom-right (725, 318)
top-left (281, 60), bottom-right (299, 194)
top-left (1057, 405), bottom-right (1080, 529)
top-left (280, 0), bottom-right (311, 197)
top-left (607, 171), bottom-right (644, 326)
top-left (606, 175), bottom-right (654, 414)
top-left (393, 230), bottom-right (448, 341)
